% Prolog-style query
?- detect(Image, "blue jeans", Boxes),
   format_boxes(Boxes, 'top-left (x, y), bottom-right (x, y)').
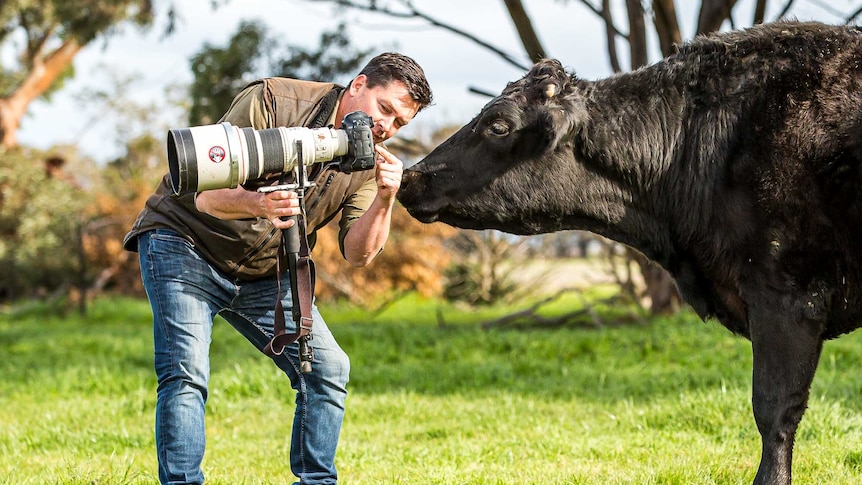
top-left (137, 228), bottom-right (350, 485)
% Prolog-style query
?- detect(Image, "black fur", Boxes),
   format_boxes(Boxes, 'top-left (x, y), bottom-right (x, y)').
top-left (398, 20), bottom-right (862, 484)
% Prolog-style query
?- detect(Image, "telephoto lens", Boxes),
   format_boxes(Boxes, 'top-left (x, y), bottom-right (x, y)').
top-left (167, 123), bottom-right (349, 195)
top-left (166, 111), bottom-right (376, 195)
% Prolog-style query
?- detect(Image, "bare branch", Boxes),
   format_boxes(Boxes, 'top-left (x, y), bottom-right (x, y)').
top-left (468, 86), bottom-right (498, 98)
top-left (574, 0), bottom-right (628, 38)
top-left (809, 0), bottom-right (846, 18)
top-left (601, 0), bottom-right (622, 73)
top-left (304, 0), bottom-right (531, 70)
top-left (774, 0), bottom-right (796, 20)
top-left (503, 0), bottom-right (547, 62)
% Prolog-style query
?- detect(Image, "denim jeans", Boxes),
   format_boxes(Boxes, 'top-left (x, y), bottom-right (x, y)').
top-left (137, 228), bottom-right (350, 485)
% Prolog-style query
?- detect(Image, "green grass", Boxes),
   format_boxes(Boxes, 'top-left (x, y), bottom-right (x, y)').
top-left (2, 295), bottom-right (862, 484)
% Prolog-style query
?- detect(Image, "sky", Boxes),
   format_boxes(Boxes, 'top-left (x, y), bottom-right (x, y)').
top-left (14, 0), bottom-right (852, 164)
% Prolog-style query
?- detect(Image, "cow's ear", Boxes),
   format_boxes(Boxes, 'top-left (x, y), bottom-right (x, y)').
top-left (525, 59), bottom-right (571, 103)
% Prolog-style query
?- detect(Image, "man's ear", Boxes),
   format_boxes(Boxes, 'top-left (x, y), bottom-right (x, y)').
top-left (349, 74), bottom-right (368, 94)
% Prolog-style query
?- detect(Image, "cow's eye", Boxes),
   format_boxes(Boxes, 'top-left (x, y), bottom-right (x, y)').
top-left (486, 121), bottom-right (510, 137)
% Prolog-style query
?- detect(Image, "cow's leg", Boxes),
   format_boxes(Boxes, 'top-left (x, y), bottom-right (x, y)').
top-left (749, 297), bottom-right (824, 485)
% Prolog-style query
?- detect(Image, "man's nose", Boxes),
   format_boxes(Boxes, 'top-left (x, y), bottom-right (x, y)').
top-left (376, 117), bottom-right (394, 134)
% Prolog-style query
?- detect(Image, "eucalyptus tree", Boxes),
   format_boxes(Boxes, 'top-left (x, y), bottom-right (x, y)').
top-left (0, 0), bottom-right (170, 147)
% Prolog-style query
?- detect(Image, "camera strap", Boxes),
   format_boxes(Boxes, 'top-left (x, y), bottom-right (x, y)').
top-left (263, 213), bottom-right (317, 372)
top-left (262, 144), bottom-right (317, 373)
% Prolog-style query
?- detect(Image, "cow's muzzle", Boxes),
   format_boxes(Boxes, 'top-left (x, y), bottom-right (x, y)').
top-left (397, 170), bottom-right (440, 223)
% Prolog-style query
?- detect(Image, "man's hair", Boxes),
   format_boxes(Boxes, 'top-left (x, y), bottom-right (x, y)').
top-left (356, 52), bottom-right (433, 112)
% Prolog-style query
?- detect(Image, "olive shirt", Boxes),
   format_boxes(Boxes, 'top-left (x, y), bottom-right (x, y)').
top-left (123, 77), bottom-right (378, 279)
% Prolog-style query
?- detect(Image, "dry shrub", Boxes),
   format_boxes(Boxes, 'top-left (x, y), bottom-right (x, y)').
top-left (311, 204), bottom-right (456, 305)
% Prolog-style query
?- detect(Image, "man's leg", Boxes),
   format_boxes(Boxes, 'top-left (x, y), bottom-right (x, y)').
top-left (222, 276), bottom-right (350, 485)
top-left (138, 229), bottom-right (233, 485)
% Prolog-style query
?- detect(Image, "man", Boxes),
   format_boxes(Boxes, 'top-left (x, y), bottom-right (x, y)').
top-left (123, 52), bottom-right (433, 485)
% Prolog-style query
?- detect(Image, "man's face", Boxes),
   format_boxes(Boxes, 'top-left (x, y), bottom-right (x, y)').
top-left (338, 74), bottom-right (421, 144)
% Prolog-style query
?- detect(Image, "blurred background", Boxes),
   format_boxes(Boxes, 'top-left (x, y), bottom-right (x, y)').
top-left (2, 0), bottom-right (859, 319)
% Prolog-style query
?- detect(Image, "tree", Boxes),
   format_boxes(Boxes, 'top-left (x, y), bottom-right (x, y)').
top-left (187, 20), bottom-right (372, 125)
top-left (0, 148), bottom-right (93, 304)
top-left (0, 0), bottom-right (169, 148)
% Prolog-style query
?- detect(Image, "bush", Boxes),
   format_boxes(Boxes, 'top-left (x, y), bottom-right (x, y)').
top-left (0, 148), bottom-right (91, 300)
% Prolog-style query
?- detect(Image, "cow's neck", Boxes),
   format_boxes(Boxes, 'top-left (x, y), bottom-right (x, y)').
top-left (567, 66), bottom-right (752, 321)
top-left (570, 73), bottom-right (685, 259)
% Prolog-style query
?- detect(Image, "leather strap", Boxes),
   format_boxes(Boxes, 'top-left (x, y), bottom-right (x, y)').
top-left (263, 214), bottom-right (316, 362)
top-left (260, 123), bottom-right (327, 369)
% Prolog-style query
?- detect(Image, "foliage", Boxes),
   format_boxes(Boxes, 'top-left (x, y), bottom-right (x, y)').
top-left (85, 133), bottom-right (168, 296)
top-left (0, 147), bottom-right (92, 300)
top-left (67, 70), bottom-right (180, 302)
top-left (0, 0), bottom-right (149, 95)
top-left (187, 20), bottom-right (372, 125)
top-left (0, 0), bottom-right (166, 146)
top-left (271, 23), bottom-right (372, 83)
top-left (187, 20), bottom-right (272, 125)
top-left (312, 205), bottom-right (457, 304)
top-left (3, 296), bottom-right (862, 483)
top-left (0, 132), bottom-right (164, 305)
top-left (72, 66), bottom-right (185, 154)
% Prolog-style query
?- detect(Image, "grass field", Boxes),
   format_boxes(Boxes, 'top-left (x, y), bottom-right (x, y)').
top-left (2, 295), bottom-right (862, 484)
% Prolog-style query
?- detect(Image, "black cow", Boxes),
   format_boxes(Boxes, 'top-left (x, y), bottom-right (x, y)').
top-left (397, 20), bottom-right (862, 485)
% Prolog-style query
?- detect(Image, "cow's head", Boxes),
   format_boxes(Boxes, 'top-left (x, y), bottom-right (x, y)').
top-left (398, 59), bottom-right (596, 235)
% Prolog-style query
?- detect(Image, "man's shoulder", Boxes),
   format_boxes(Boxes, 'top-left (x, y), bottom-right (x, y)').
top-left (253, 78), bottom-right (344, 128)
top-left (260, 78), bottom-right (342, 101)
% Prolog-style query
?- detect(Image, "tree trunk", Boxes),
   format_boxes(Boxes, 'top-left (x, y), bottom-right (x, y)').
top-left (625, 0), bottom-right (648, 68)
top-left (600, 0), bottom-right (622, 73)
top-left (697, 0), bottom-right (739, 34)
top-left (0, 38), bottom-right (81, 148)
top-left (502, 0), bottom-right (546, 62)
top-left (652, 0), bottom-right (682, 57)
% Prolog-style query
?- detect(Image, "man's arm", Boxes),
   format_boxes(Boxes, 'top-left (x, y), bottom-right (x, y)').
top-left (342, 145), bottom-right (402, 267)
top-left (195, 187), bottom-right (301, 230)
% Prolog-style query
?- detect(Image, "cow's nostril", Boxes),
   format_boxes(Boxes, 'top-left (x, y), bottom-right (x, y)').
top-left (401, 170), bottom-right (420, 187)
top-left (397, 170), bottom-right (426, 204)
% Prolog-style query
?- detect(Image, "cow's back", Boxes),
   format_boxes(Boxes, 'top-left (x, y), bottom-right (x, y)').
top-left (675, 22), bottom-right (862, 339)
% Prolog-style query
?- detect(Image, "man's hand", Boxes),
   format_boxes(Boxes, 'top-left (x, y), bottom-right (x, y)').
top-left (374, 145), bottom-right (403, 204)
top-left (261, 189), bottom-right (301, 229)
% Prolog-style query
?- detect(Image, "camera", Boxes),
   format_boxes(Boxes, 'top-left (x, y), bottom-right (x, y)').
top-left (167, 111), bottom-right (376, 195)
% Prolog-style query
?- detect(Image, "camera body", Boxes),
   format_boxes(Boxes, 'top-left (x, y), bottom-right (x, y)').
top-left (337, 110), bottom-right (375, 174)
top-left (167, 111), bottom-right (376, 195)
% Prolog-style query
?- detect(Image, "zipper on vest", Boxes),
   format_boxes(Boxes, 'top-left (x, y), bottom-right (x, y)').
top-left (231, 225), bottom-right (281, 273)
top-left (306, 172), bottom-right (337, 214)
top-left (231, 171), bottom-right (337, 273)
